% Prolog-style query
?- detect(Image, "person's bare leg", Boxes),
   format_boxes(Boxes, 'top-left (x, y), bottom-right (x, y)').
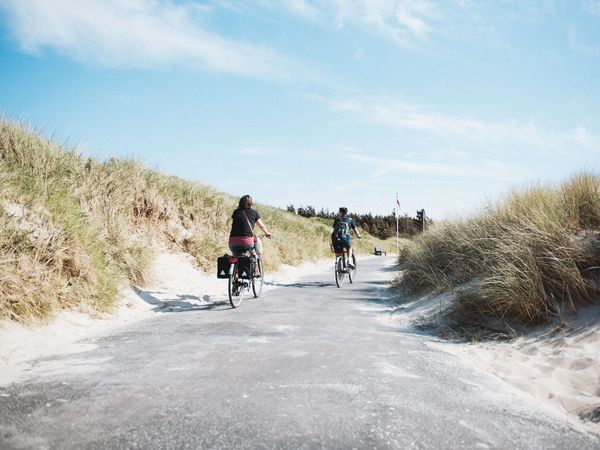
top-left (348, 247), bottom-right (355, 266)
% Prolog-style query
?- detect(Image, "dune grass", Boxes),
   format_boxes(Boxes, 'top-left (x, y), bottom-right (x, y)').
top-left (0, 119), bottom-right (388, 324)
top-left (397, 174), bottom-right (600, 331)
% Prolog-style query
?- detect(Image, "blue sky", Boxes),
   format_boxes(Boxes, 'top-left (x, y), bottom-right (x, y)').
top-left (1, 1), bottom-right (599, 219)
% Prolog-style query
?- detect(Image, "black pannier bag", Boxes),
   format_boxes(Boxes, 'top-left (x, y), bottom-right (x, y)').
top-left (237, 256), bottom-right (255, 279)
top-left (217, 254), bottom-right (231, 278)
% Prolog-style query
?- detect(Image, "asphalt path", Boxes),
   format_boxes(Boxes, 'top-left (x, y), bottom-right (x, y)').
top-left (1, 256), bottom-right (599, 449)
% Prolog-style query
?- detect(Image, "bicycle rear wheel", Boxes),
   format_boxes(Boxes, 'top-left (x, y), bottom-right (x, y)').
top-left (252, 257), bottom-right (264, 298)
top-left (228, 264), bottom-right (245, 308)
top-left (348, 254), bottom-right (357, 283)
top-left (335, 256), bottom-right (345, 287)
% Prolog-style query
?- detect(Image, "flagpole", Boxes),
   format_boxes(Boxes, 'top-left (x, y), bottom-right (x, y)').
top-left (396, 214), bottom-right (399, 255)
top-left (395, 193), bottom-right (399, 256)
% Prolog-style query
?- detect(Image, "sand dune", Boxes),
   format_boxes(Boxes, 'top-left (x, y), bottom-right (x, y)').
top-left (386, 292), bottom-right (600, 428)
top-left (445, 307), bottom-right (600, 423)
top-left (0, 248), bottom-right (332, 386)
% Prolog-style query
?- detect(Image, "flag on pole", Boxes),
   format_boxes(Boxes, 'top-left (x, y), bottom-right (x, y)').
top-left (396, 194), bottom-right (400, 211)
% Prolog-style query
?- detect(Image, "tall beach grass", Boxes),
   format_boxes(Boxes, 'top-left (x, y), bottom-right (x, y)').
top-left (0, 120), bottom-right (387, 324)
top-left (398, 174), bottom-right (600, 329)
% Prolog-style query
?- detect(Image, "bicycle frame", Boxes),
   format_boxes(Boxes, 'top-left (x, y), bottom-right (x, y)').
top-left (334, 247), bottom-right (356, 288)
top-left (226, 234), bottom-right (268, 307)
top-left (227, 253), bottom-right (264, 308)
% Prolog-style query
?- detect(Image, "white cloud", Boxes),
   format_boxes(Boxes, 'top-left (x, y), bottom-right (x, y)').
top-left (328, 0), bottom-right (439, 47)
top-left (0, 0), bottom-right (303, 80)
top-left (280, 0), bottom-right (321, 20)
top-left (232, 144), bottom-right (332, 162)
top-left (274, 1), bottom-right (567, 53)
top-left (271, 0), bottom-right (440, 48)
top-left (234, 146), bottom-right (284, 156)
top-left (570, 126), bottom-right (597, 147)
top-left (346, 151), bottom-right (515, 179)
top-left (568, 25), bottom-right (600, 55)
top-left (319, 94), bottom-right (600, 153)
top-left (583, 0), bottom-right (600, 17)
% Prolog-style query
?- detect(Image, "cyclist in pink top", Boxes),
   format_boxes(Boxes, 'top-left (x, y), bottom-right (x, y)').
top-left (228, 195), bottom-right (271, 257)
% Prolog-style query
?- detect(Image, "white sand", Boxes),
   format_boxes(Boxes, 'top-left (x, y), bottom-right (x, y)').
top-left (0, 249), bottom-right (333, 387)
top-left (443, 307), bottom-right (600, 424)
top-left (384, 291), bottom-right (600, 427)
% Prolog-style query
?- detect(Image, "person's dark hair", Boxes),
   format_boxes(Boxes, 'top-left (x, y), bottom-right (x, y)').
top-left (339, 207), bottom-right (348, 215)
top-left (238, 195), bottom-right (252, 210)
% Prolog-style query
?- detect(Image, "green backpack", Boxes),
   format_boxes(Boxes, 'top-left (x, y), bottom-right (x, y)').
top-left (332, 218), bottom-right (350, 243)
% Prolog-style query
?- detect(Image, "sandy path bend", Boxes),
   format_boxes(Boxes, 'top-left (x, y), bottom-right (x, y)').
top-left (0, 257), bottom-right (598, 449)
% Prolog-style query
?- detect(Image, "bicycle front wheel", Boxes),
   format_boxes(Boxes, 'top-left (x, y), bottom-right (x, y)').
top-left (252, 258), bottom-right (264, 298)
top-left (335, 256), bottom-right (345, 288)
top-left (228, 264), bottom-right (245, 308)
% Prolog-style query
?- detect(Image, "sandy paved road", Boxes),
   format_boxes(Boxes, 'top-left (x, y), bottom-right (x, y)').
top-left (1, 256), bottom-right (598, 449)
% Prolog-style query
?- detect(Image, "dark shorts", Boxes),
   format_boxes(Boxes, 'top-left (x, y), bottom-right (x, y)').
top-left (229, 243), bottom-right (255, 257)
top-left (332, 235), bottom-right (351, 251)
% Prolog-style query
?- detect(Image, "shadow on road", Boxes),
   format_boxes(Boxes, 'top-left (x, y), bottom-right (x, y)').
top-left (375, 263), bottom-right (399, 273)
top-left (132, 258), bottom-right (399, 314)
top-left (135, 289), bottom-right (232, 312)
top-left (268, 281), bottom-right (334, 289)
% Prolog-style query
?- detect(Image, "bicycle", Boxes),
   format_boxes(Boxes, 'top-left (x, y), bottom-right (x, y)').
top-left (333, 246), bottom-right (357, 288)
top-left (227, 238), bottom-right (266, 308)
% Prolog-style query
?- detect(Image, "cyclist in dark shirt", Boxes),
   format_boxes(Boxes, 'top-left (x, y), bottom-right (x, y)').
top-left (229, 194), bottom-right (271, 257)
top-left (332, 207), bottom-right (362, 268)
